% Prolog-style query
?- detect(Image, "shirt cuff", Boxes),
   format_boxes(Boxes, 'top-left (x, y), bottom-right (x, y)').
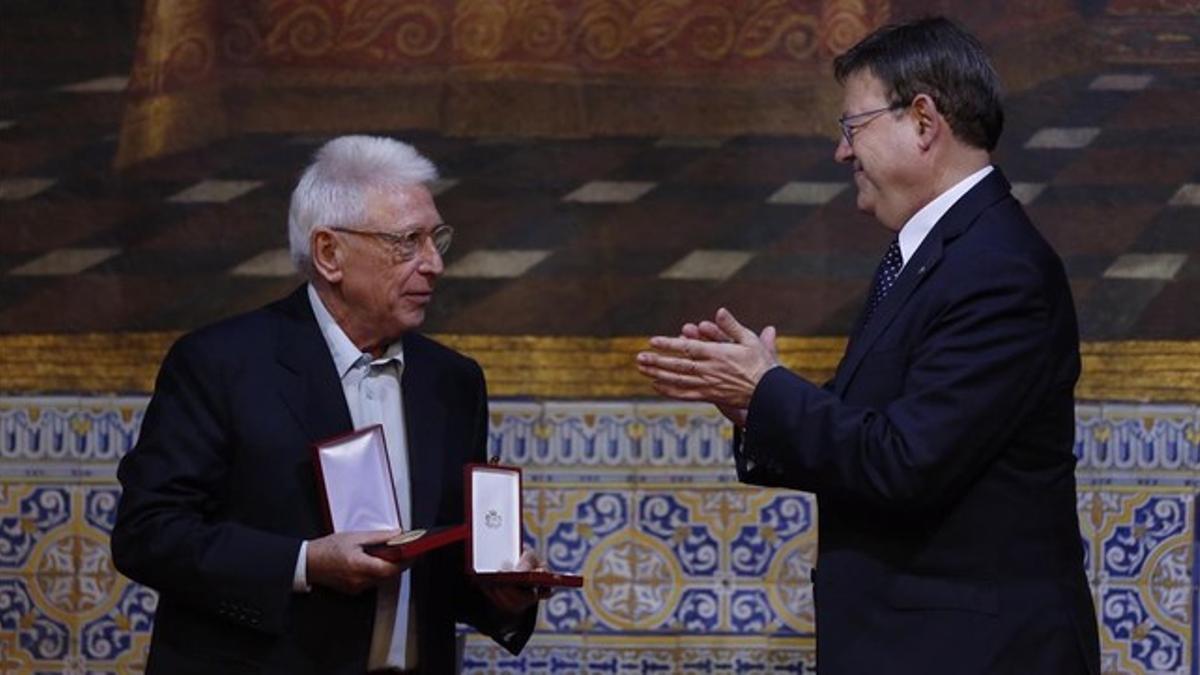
top-left (292, 540), bottom-right (311, 593)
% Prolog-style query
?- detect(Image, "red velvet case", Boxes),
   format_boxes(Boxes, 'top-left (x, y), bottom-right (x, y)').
top-left (313, 425), bottom-right (463, 563)
top-left (361, 525), bottom-right (469, 563)
top-left (312, 425), bottom-right (400, 533)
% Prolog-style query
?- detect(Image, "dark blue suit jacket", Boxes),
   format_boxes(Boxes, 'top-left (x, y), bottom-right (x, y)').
top-left (112, 286), bottom-right (533, 674)
top-left (737, 169), bottom-right (1100, 674)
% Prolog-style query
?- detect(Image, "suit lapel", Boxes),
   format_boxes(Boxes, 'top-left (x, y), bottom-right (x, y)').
top-left (833, 169), bottom-right (1014, 396)
top-left (277, 288), bottom-right (443, 528)
top-left (275, 287), bottom-right (354, 444)
top-left (401, 334), bottom-right (445, 529)
top-left (834, 239), bottom-right (943, 395)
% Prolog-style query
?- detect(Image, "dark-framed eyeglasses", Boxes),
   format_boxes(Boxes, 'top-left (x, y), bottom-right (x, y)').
top-left (330, 224), bottom-right (454, 262)
top-left (837, 102), bottom-right (908, 145)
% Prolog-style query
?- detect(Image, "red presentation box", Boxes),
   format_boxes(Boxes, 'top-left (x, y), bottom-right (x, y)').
top-left (313, 427), bottom-right (582, 587)
top-left (465, 463), bottom-right (583, 589)
top-left (313, 425), bottom-right (463, 562)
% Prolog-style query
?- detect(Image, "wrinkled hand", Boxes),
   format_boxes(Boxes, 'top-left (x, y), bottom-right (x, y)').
top-left (680, 319), bottom-right (747, 426)
top-left (481, 548), bottom-right (550, 615)
top-left (306, 529), bottom-right (406, 595)
top-left (637, 308), bottom-right (779, 412)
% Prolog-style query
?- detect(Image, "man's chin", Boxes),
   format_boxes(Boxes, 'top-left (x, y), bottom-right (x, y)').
top-left (855, 193), bottom-right (875, 216)
top-left (393, 309), bottom-right (427, 335)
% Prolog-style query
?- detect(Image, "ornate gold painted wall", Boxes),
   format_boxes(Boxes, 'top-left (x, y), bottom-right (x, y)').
top-left (114, 0), bottom-right (1099, 166)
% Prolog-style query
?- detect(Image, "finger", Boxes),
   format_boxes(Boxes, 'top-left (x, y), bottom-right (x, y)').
top-left (697, 321), bottom-right (731, 343)
top-left (680, 323), bottom-right (701, 339)
top-left (714, 308), bottom-right (752, 343)
top-left (647, 335), bottom-right (714, 359)
top-left (633, 355), bottom-right (705, 381)
top-left (358, 554), bottom-right (402, 578)
top-left (515, 550), bottom-right (537, 572)
top-left (636, 351), bottom-right (698, 375)
top-left (760, 325), bottom-right (778, 355)
top-left (359, 528), bottom-right (405, 544)
top-left (638, 368), bottom-right (709, 393)
top-left (651, 381), bottom-right (709, 401)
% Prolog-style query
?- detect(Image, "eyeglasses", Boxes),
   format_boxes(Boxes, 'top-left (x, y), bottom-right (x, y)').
top-left (837, 102), bottom-right (908, 145)
top-left (330, 224), bottom-right (454, 262)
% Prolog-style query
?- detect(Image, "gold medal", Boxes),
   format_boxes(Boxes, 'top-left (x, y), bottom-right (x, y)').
top-left (385, 529), bottom-right (426, 546)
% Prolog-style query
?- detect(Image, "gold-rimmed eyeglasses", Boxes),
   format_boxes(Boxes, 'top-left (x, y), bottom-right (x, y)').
top-left (330, 224), bottom-right (454, 262)
top-left (837, 102), bottom-right (908, 145)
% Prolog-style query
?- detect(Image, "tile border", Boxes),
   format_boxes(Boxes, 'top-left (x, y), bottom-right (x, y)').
top-left (2, 334), bottom-right (1199, 402)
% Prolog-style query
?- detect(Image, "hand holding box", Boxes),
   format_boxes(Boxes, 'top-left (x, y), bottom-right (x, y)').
top-left (313, 425), bottom-right (464, 561)
top-left (466, 463), bottom-right (583, 589)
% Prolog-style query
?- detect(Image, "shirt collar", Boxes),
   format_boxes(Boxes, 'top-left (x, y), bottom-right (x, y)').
top-left (897, 165), bottom-right (993, 268)
top-left (307, 283), bottom-right (404, 378)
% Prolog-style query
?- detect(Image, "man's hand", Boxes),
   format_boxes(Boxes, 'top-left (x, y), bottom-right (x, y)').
top-left (481, 548), bottom-right (551, 615)
top-left (680, 318), bottom-right (748, 426)
top-left (306, 530), bottom-right (406, 594)
top-left (637, 307), bottom-right (780, 411)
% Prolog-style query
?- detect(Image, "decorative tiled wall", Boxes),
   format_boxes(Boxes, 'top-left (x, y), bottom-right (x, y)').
top-left (0, 398), bottom-right (1196, 674)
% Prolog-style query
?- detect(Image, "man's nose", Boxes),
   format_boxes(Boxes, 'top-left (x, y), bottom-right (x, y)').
top-left (418, 238), bottom-right (444, 276)
top-left (834, 135), bottom-right (854, 163)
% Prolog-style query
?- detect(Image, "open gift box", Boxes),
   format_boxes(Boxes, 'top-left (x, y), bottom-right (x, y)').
top-left (312, 425), bottom-right (466, 562)
top-left (465, 463), bottom-right (582, 589)
top-left (312, 426), bottom-right (582, 588)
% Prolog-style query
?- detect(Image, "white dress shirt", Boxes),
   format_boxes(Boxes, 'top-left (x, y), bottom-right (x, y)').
top-left (897, 165), bottom-right (993, 270)
top-left (298, 284), bottom-right (417, 669)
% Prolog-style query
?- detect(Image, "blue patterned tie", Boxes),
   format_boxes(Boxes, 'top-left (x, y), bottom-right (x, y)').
top-left (865, 239), bottom-right (903, 323)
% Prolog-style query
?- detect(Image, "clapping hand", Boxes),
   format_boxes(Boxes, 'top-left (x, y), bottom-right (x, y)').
top-left (636, 308), bottom-right (779, 426)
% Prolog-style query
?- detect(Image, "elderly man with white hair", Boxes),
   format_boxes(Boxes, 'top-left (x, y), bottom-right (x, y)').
top-left (112, 136), bottom-right (543, 674)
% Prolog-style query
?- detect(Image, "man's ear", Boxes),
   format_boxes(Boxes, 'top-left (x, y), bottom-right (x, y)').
top-left (911, 93), bottom-right (941, 150)
top-left (310, 229), bottom-right (344, 283)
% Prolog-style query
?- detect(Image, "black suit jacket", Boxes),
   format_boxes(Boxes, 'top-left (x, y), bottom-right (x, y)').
top-left (112, 286), bottom-right (533, 674)
top-left (737, 170), bottom-right (1100, 674)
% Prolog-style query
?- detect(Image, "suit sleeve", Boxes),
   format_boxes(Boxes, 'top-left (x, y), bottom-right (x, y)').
top-left (452, 360), bottom-right (538, 654)
top-left (111, 335), bottom-right (301, 634)
top-left (739, 252), bottom-right (1063, 511)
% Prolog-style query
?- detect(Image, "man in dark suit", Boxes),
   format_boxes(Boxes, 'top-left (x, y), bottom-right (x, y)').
top-left (636, 17), bottom-right (1100, 675)
top-left (112, 135), bottom-right (542, 674)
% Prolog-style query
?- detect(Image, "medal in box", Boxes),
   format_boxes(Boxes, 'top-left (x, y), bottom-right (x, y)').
top-left (312, 426), bottom-right (581, 587)
top-left (465, 462), bottom-right (583, 589)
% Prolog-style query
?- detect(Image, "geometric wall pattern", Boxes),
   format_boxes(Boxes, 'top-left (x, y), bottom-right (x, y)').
top-left (1, 398), bottom-right (1196, 674)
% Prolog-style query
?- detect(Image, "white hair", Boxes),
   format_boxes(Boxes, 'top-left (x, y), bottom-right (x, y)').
top-left (288, 135), bottom-right (438, 274)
